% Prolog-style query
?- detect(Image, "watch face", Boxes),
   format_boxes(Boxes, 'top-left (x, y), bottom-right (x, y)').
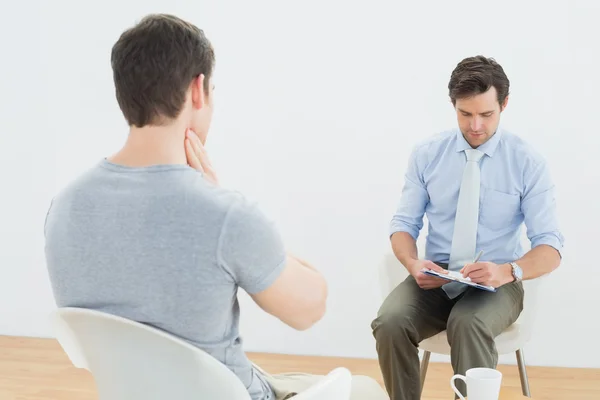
top-left (512, 263), bottom-right (523, 279)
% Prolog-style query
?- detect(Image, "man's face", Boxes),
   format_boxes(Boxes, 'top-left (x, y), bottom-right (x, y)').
top-left (454, 87), bottom-right (508, 148)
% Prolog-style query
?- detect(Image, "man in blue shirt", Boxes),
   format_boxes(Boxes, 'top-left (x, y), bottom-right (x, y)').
top-left (371, 56), bottom-right (564, 400)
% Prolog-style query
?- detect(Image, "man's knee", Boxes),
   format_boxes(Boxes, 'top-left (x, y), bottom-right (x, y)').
top-left (446, 313), bottom-right (493, 343)
top-left (371, 306), bottom-right (416, 344)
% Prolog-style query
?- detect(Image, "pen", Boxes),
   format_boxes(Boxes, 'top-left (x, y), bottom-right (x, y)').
top-left (460, 250), bottom-right (484, 275)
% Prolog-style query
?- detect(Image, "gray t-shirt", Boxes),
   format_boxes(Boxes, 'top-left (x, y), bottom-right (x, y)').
top-left (44, 159), bottom-right (287, 400)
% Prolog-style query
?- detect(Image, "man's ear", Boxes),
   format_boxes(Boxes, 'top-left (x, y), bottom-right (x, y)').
top-left (191, 74), bottom-right (205, 110)
top-left (501, 95), bottom-right (509, 112)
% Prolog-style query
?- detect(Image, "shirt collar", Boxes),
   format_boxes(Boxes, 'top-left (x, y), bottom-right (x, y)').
top-left (455, 126), bottom-right (503, 157)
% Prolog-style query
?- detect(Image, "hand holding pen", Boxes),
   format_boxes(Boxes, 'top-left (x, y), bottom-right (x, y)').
top-left (460, 250), bottom-right (513, 288)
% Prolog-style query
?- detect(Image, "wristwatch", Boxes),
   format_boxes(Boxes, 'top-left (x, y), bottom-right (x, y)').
top-left (509, 262), bottom-right (523, 282)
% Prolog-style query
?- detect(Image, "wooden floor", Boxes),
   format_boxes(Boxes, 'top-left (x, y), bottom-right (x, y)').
top-left (1, 336), bottom-right (598, 399)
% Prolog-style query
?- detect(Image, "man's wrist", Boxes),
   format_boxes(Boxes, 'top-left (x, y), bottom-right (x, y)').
top-left (404, 258), bottom-right (420, 275)
top-left (499, 263), bottom-right (516, 284)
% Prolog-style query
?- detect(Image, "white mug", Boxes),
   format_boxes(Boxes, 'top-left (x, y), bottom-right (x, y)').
top-left (450, 367), bottom-right (502, 400)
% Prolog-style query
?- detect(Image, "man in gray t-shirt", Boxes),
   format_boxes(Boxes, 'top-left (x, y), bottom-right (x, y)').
top-left (45, 159), bottom-right (289, 399)
top-left (44, 14), bottom-right (329, 400)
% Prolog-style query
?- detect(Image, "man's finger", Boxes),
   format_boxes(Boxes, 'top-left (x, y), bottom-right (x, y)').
top-left (187, 129), bottom-right (207, 156)
top-left (425, 261), bottom-right (448, 274)
top-left (185, 139), bottom-right (203, 171)
top-left (465, 270), bottom-right (487, 280)
top-left (186, 130), bottom-right (201, 154)
top-left (187, 132), bottom-right (205, 162)
top-left (187, 130), bottom-right (212, 171)
top-left (417, 277), bottom-right (434, 289)
top-left (461, 262), bottom-right (483, 276)
top-left (470, 274), bottom-right (491, 284)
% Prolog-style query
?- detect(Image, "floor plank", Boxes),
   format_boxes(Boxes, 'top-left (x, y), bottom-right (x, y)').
top-left (1, 336), bottom-right (598, 399)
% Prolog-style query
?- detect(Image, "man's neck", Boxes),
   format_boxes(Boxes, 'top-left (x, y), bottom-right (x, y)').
top-left (108, 124), bottom-right (188, 167)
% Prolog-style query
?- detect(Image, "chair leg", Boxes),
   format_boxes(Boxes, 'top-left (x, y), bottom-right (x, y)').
top-left (420, 350), bottom-right (431, 395)
top-left (516, 349), bottom-right (531, 397)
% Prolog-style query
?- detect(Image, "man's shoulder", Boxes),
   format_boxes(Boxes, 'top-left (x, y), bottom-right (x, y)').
top-left (410, 128), bottom-right (457, 159)
top-left (48, 160), bottom-right (244, 216)
top-left (219, 192), bottom-right (275, 232)
top-left (499, 129), bottom-right (547, 166)
top-left (49, 161), bottom-right (105, 204)
top-left (416, 128), bottom-right (456, 148)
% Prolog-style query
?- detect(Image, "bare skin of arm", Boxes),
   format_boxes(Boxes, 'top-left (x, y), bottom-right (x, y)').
top-left (462, 245), bottom-right (561, 288)
top-left (391, 232), bottom-right (448, 290)
top-left (250, 254), bottom-right (328, 330)
top-left (186, 130), bottom-right (327, 330)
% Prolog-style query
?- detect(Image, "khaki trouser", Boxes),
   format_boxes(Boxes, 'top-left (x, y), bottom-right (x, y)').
top-left (253, 363), bottom-right (389, 399)
top-left (371, 264), bottom-right (524, 400)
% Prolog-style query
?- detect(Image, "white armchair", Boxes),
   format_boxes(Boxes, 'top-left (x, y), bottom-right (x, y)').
top-left (378, 252), bottom-right (544, 398)
top-left (50, 307), bottom-right (352, 400)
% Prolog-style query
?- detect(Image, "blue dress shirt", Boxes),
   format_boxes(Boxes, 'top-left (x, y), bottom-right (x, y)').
top-left (390, 127), bottom-right (564, 264)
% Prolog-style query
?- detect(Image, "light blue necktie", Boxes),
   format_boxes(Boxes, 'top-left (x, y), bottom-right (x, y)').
top-left (443, 148), bottom-right (484, 299)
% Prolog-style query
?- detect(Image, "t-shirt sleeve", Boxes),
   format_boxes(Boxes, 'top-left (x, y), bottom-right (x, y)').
top-left (217, 197), bottom-right (287, 294)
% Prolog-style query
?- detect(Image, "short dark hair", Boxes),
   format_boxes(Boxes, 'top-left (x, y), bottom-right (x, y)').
top-left (448, 55), bottom-right (510, 106)
top-left (110, 14), bottom-right (215, 127)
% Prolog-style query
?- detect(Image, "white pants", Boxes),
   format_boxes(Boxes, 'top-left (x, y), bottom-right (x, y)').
top-left (253, 363), bottom-right (389, 400)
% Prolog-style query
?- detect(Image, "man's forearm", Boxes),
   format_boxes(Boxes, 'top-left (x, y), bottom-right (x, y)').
top-left (500, 244), bottom-right (561, 282)
top-left (515, 244), bottom-right (561, 279)
top-left (391, 232), bottom-right (419, 272)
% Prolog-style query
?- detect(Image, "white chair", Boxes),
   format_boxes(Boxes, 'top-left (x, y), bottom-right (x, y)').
top-left (293, 367), bottom-right (352, 399)
top-left (378, 252), bottom-right (545, 398)
top-left (50, 307), bottom-right (352, 400)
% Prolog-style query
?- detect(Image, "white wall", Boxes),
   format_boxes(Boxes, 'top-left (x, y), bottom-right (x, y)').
top-left (1, 0), bottom-right (599, 368)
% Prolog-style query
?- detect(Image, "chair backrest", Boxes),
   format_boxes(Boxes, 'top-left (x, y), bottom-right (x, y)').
top-left (378, 252), bottom-right (410, 300)
top-left (293, 367), bottom-right (352, 400)
top-left (50, 307), bottom-right (252, 400)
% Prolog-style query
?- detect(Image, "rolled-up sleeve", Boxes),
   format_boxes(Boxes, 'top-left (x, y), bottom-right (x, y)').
top-left (390, 146), bottom-right (430, 240)
top-left (521, 159), bottom-right (564, 256)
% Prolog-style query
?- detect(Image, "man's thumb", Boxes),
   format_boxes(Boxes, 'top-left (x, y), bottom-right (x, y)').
top-left (425, 261), bottom-right (447, 274)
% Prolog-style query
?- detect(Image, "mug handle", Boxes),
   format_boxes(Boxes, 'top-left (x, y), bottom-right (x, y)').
top-left (450, 374), bottom-right (467, 400)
